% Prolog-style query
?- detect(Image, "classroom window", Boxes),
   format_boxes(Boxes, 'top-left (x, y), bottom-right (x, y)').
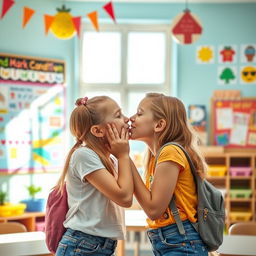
top-left (80, 23), bottom-right (171, 116)
top-left (127, 32), bottom-right (166, 84)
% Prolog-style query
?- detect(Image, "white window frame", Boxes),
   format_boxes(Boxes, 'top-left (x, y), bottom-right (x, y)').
top-left (79, 23), bottom-right (172, 113)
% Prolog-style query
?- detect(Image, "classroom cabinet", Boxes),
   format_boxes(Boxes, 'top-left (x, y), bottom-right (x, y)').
top-left (0, 212), bottom-right (45, 232)
top-left (203, 148), bottom-right (256, 229)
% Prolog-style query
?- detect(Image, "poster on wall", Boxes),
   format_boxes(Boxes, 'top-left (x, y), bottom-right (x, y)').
top-left (218, 45), bottom-right (237, 64)
top-left (240, 65), bottom-right (256, 84)
top-left (196, 45), bottom-right (214, 64)
top-left (188, 104), bottom-right (207, 145)
top-left (240, 44), bottom-right (256, 63)
top-left (218, 66), bottom-right (237, 85)
top-left (0, 53), bottom-right (66, 174)
top-left (211, 98), bottom-right (256, 148)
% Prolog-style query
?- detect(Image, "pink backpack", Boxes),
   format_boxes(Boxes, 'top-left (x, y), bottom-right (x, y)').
top-left (45, 183), bottom-right (68, 254)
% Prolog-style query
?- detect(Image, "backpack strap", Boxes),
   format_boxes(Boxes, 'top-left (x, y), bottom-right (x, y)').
top-left (155, 142), bottom-right (199, 235)
top-left (169, 197), bottom-right (186, 235)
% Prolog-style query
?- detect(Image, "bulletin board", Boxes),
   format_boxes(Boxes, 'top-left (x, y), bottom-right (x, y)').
top-left (211, 98), bottom-right (256, 148)
top-left (0, 53), bottom-right (66, 174)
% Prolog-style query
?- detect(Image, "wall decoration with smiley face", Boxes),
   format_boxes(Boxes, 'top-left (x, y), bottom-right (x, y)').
top-left (240, 66), bottom-right (256, 84)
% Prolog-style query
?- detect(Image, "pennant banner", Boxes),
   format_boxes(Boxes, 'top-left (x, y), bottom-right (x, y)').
top-left (1, 1), bottom-right (117, 38)
top-left (72, 16), bottom-right (81, 37)
top-left (22, 7), bottom-right (35, 28)
top-left (103, 1), bottom-right (116, 23)
top-left (44, 15), bottom-right (54, 35)
top-left (87, 11), bottom-right (99, 31)
top-left (1, 0), bottom-right (15, 19)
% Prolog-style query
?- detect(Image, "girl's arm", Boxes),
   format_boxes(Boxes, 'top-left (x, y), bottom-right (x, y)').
top-left (130, 158), bottom-right (179, 220)
top-left (86, 126), bottom-right (134, 208)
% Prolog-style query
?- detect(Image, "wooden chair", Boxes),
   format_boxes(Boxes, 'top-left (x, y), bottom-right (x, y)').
top-left (0, 222), bottom-right (27, 234)
top-left (229, 222), bottom-right (256, 236)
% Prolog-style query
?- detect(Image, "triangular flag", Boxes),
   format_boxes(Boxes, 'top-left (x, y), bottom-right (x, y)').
top-left (72, 16), bottom-right (81, 37)
top-left (102, 1), bottom-right (116, 23)
top-left (1, 0), bottom-right (15, 19)
top-left (22, 7), bottom-right (35, 28)
top-left (87, 11), bottom-right (99, 31)
top-left (44, 15), bottom-right (54, 35)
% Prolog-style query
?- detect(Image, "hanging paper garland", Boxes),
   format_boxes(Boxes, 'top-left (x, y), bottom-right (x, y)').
top-left (22, 7), bottom-right (35, 28)
top-left (87, 11), bottom-right (99, 31)
top-left (1, 1), bottom-right (117, 39)
top-left (103, 1), bottom-right (116, 23)
top-left (1, 0), bottom-right (15, 19)
top-left (49, 5), bottom-right (76, 40)
top-left (72, 16), bottom-right (81, 37)
top-left (171, 9), bottom-right (203, 45)
top-left (44, 15), bottom-right (55, 35)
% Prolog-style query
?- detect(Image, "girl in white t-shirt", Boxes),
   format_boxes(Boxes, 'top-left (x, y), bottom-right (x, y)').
top-left (55, 96), bottom-right (133, 256)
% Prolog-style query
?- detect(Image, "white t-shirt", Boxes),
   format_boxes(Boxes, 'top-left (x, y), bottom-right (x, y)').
top-left (63, 146), bottom-right (126, 240)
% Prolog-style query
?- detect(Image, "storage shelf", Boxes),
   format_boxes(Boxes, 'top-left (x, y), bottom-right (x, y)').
top-left (0, 212), bottom-right (45, 232)
top-left (230, 198), bottom-right (253, 202)
top-left (206, 176), bottom-right (227, 180)
top-left (230, 176), bottom-right (253, 180)
top-left (205, 147), bottom-right (256, 229)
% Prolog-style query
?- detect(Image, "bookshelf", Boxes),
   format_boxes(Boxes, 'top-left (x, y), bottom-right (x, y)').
top-left (203, 147), bottom-right (256, 229)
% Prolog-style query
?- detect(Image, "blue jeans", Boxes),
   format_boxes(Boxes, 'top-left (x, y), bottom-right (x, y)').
top-left (55, 228), bottom-right (117, 256)
top-left (147, 220), bottom-right (208, 256)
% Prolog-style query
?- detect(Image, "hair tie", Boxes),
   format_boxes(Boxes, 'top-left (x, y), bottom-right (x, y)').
top-left (75, 97), bottom-right (88, 106)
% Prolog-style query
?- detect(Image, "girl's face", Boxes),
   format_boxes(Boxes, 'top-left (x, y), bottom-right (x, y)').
top-left (104, 99), bottom-right (129, 134)
top-left (129, 98), bottom-right (156, 142)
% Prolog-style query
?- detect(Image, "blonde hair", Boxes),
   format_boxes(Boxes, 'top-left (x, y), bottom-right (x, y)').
top-left (144, 93), bottom-right (207, 179)
top-left (56, 96), bottom-right (115, 192)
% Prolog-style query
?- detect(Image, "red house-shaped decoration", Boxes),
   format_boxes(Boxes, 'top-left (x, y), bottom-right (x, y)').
top-left (172, 10), bottom-right (203, 44)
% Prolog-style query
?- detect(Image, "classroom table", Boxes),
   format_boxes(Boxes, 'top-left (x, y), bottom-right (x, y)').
top-left (6, 212), bottom-right (255, 256)
top-left (121, 211), bottom-right (256, 256)
top-left (0, 231), bottom-right (52, 256)
top-left (117, 210), bottom-right (148, 256)
top-left (217, 234), bottom-right (256, 256)
top-left (0, 211), bottom-right (146, 256)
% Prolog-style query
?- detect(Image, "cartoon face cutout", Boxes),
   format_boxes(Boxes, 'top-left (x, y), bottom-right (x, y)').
top-left (241, 66), bottom-right (256, 83)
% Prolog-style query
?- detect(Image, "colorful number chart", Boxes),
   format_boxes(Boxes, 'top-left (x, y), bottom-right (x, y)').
top-left (211, 98), bottom-right (256, 148)
top-left (0, 53), bottom-right (66, 174)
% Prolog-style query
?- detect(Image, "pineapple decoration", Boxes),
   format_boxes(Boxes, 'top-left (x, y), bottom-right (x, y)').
top-left (50, 5), bottom-right (76, 39)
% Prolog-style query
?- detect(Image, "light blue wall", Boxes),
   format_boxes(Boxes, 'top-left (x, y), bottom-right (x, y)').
top-left (0, 0), bottom-right (256, 202)
top-left (72, 1), bottom-right (256, 104)
top-left (1, 0), bottom-right (255, 124)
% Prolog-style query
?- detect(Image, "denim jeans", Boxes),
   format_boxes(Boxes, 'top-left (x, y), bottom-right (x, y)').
top-left (55, 228), bottom-right (117, 256)
top-left (147, 220), bottom-right (208, 256)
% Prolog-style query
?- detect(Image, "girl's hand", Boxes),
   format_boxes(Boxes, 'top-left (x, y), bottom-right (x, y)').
top-left (106, 124), bottom-right (129, 159)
